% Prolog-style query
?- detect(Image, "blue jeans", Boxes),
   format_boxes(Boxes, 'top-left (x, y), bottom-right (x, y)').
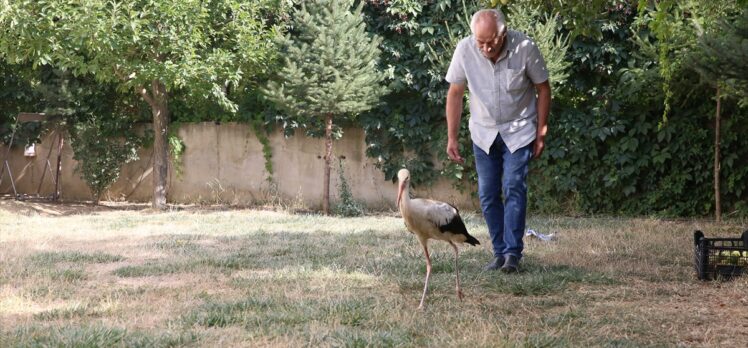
top-left (473, 136), bottom-right (532, 259)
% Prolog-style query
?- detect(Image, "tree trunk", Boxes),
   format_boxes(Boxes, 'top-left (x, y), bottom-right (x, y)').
top-left (323, 113), bottom-right (334, 215)
top-left (714, 87), bottom-right (721, 223)
top-left (150, 80), bottom-right (170, 210)
top-left (53, 134), bottom-right (63, 201)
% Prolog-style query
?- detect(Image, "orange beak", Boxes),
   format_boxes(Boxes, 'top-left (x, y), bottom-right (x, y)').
top-left (397, 180), bottom-right (406, 208)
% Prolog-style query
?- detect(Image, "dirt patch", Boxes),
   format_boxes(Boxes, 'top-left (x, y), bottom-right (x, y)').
top-left (0, 196), bottom-right (399, 218)
top-left (0, 197), bottom-right (273, 217)
top-left (0, 197), bottom-right (151, 216)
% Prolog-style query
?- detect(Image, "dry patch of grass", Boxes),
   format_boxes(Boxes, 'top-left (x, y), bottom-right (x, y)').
top-left (1, 201), bottom-right (747, 347)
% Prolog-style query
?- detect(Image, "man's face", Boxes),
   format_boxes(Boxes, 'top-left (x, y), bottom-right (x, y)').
top-left (474, 20), bottom-right (505, 60)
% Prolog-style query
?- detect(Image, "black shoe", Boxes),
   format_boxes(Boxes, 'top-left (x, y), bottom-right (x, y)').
top-left (500, 254), bottom-right (519, 273)
top-left (483, 256), bottom-right (504, 271)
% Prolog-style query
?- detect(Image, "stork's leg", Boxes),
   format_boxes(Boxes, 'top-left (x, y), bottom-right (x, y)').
top-left (418, 241), bottom-right (431, 310)
top-left (449, 241), bottom-right (464, 300)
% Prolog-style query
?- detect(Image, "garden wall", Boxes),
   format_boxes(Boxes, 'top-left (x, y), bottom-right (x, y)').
top-left (0, 123), bottom-right (478, 211)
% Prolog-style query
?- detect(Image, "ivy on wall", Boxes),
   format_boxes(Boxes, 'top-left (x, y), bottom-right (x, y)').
top-left (250, 116), bottom-right (274, 183)
top-left (168, 124), bottom-right (186, 180)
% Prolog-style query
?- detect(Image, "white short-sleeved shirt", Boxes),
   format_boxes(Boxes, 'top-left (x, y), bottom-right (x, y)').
top-left (445, 30), bottom-right (549, 154)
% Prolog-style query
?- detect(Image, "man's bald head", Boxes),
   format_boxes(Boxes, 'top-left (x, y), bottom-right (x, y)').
top-left (470, 9), bottom-right (507, 35)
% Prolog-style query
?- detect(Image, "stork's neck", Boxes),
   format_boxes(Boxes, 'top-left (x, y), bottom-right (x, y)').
top-left (399, 182), bottom-right (411, 210)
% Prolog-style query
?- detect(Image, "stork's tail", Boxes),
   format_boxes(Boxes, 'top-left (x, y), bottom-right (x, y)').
top-left (464, 233), bottom-right (480, 246)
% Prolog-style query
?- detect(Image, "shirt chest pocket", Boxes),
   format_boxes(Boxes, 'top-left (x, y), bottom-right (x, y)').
top-left (503, 68), bottom-right (528, 92)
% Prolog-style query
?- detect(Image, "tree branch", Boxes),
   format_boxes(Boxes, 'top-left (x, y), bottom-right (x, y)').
top-left (138, 85), bottom-right (155, 106)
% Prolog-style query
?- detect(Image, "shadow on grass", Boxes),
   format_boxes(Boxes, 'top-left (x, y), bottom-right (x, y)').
top-left (110, 230), bottom-right (404, 278)
top-left (19, 230), bottom-right (615, 302)
top-left (13, 251), bottom-right (124, 285)
top-left (102, 232), bottom-right (616, 293)
top-left (479, 259), bottom-right (617, 296)
top-left (179, 296), bottom-right (419, 346)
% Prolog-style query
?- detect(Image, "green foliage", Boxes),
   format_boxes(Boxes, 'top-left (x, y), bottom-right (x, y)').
top-left (690, 8), bottom-right (748, 106)
top-left (510, 0), bottom-right (622, 40)
top-left (529, 1), bottom-right (748, 217)
top-left (1, 65), bottom-right (144, 204)
top-left (505, 5), bottom-right (571, 92)
top-left (250, 117), bottom-right (274, 183)
top-left (360, 0), bottom-right (482, 186)
top-left (1, 2), bottom-right (283, 117)
top-left (0, 0), bottom-right (285, 207)
top-left (238, 82), bottom-right (281, 184)
top-left (636, 0), bottom-right (743, 123)
top-left (264, 0), bottom-right (387, 213)
top-left (69, 116), bottom-right (140, 203)
top-left (0, 62), bottom-right (40, 145)
top-left (264, 0), bottom-right (386, 122)
top-left (168, 128), bottom-right (186, 180)
top-left (0, 0), bottom-right (283, 113)
top-left (334, 159), bottom-right (365, 217)
top-left (639, 0), bottom-right (688, 123)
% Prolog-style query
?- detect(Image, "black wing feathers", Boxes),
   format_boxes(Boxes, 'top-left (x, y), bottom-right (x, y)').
top-left (437, 204), bottom-right (480, 246)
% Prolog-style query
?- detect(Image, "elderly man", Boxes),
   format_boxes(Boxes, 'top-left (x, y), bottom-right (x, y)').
top-left (445, 9), bottom-right (551, 273)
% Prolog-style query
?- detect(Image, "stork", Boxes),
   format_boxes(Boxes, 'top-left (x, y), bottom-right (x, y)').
top-left (396, 168), bottom-right (480, 309)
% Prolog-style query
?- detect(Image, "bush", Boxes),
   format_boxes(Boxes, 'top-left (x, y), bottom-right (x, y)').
top-left (69, 116), bottom-right (141, 204)
top-left (334, 159), bottom-right (365, 217)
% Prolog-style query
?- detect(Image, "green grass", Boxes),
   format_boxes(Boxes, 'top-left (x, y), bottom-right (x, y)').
top-left (151, 234), bottom-right (206, 254)
top-left (28, 251), bottom-right (124, 265)
top-left (49, 268), bottom-right (88, 283)
top-left (112, 262), bottom-right (192, 278)
top-left (9, 251), bottom-right (124, 285)
top-left (1, 206), bottom-right (747, 346)
top-left (0, 325), bottom-right (198, 348)
top-left (33, 302), bottom-right (110, 321)
top-left (481, 262), bottom-right (616, 296)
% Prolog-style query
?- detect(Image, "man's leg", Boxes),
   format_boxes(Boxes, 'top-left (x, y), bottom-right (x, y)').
top-left (473, 137), bottom-right (505, 267)
top-left (501, 141), bottom-right (533, 268)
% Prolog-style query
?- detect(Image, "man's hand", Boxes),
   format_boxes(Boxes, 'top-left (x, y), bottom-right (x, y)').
top-left (533, 80), bottom-right (551, 160)
top-left (532, 137), bottom-right (544, 159)
top-left (447, 139), bottom-right (464, 164)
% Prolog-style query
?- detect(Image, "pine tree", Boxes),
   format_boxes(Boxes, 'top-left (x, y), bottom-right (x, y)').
top-left (690, 8), bottom-right (748, 222)
top-left (692, 9), bottom-right (748, 106)
top-left (264, 0), bottom-right (386, 214)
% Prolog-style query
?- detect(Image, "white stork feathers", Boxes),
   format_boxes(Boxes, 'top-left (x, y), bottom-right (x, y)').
top-left (396, 168), bottom-right (479, 309)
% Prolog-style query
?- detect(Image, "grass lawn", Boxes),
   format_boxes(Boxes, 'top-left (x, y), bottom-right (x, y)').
top-left (1, 200), bottom-right (747, 347)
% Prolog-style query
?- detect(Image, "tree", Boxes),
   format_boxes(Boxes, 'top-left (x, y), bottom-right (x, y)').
top-left (691, 9), bottom-right (748, 105)
top-left (34, 67), bottom-right (144, 204)
top-left (0, 0), bottom-right (282, 208)
top-left (264, 0), bottom-right (386, 214)
top-left (690, 8), bottom-right (748, 222)
top-left (633, 0), bottom-right (747, 221)
top-left (69, 116), bottom-right (141, 204)
top-left (488, 0), bottom-right (615, 40)
top-left (0, 62), bottom-right (39, 144)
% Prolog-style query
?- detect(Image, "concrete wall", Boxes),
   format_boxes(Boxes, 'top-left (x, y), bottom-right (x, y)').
top-left (0, 123), bottom-right (479, 211)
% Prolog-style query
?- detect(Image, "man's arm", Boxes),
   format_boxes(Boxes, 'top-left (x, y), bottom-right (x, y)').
top-left (533, 80), bottom-right (551, 159)
top-left (446, 83), bottom-right (466, 164)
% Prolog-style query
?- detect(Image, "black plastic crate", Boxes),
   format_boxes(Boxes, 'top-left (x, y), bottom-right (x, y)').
top-left (693, 230), bottom-right (748, 280)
